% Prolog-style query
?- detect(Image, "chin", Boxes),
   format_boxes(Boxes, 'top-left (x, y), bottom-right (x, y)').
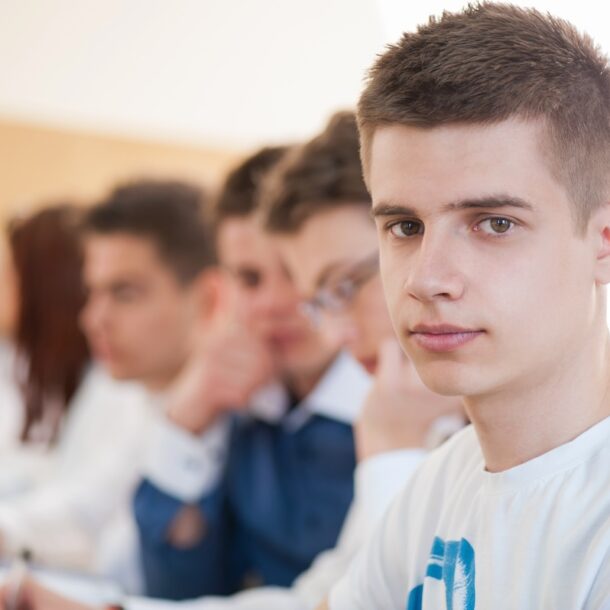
top-left (414, 362), bottom-right (475, 396)
top-left (102, 362), bottom-right (133, 381)
top-left (283, 351), bottom-right (335, 379)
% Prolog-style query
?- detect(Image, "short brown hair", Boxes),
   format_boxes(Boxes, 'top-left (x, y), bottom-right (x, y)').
top-left (213, 146), bottom-right (290, 227)
top-left (262, 111), bottom-right (371, 234)
top-left (358, 3), bottom-right (610, 229)
top-left (84, 179), bottom-right (216, 283)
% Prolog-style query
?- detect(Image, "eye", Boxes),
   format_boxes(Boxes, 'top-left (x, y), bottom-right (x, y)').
top-left (476, 217), bottom-right (514, 235)
top-left (113, 286), bottom-right (141, 303)
top-left (388, 220), bottom-right (423, 238)
top-left (334, 278), bottom-right (356, 301)
top-left (237, 269), bottom-right (261, 288)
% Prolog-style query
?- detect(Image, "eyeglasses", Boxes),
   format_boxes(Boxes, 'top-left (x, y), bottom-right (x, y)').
top-left (301, 251), bottom-right (379, 327)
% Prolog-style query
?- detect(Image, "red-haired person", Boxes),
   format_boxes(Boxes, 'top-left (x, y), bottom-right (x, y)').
top-left (0, 205), bottom-right (149, 584)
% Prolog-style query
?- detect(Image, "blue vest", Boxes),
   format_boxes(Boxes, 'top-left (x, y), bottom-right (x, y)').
top-left (135, 412), bottom-right (356, 599)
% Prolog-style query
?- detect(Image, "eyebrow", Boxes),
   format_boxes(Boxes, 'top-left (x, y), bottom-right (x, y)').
top-left (371, 195), bottom-right (534, 218)
top-left (108, 281), bottom-right (143, 293)
top-left (314, 259), bottom-right (353, 289)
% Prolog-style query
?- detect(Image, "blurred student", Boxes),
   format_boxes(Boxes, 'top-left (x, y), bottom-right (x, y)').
top-left (0, 205), bottom-right (148, 573)
top-left (133, 147), bottom-right (369, 600)
top-left (78, 180), bottom-right (221, 589)
top-left (262, 110), bottom-right (465, 495)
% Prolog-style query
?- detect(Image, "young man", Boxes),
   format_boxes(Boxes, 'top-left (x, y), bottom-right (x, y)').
top-left (79, 179), bottom-right (223, 591)
top-left (80, 181), bottom-right (219, 392)
top-left (317, 4), bottom-right (610, 609)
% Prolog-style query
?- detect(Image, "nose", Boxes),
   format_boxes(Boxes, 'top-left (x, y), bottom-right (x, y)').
top-left (404, 229), bottom-right (465, 303)
top-left (258, 274), bottom-right (301, 317)
top-left (80, 294), bottom-right (109, 337)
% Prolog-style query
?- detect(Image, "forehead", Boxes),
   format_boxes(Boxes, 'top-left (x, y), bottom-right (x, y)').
top-left (369, 119), bottom-right (569, 217)
top-left (83, 233), bottom-right (170, 280)
top-left (217, 215), bottom-right (281, 269)
top-left (294, 206), bottom-right (375, 257)
top-left (278, 206), bottom-right (377, 292)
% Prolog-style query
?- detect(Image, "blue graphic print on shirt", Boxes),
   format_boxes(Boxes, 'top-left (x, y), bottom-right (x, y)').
top-left (406, 536), bottom-right (475, 610)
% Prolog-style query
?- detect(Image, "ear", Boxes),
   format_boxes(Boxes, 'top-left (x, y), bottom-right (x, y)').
top-left (592, 202), bottom-right (610, 285)
top-left (191, 267), bottom-right (225, 322)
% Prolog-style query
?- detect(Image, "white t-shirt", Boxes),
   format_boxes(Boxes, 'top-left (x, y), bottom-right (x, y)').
top-left (330, 417), bottom-right (610, 610)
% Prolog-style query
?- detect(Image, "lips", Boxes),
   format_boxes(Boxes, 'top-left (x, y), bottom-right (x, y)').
top-left (267, 329), bottom-right (307, 349)
top-left (408, 324), bottom-right (484, 353)
top-left (89, 337), bottom-right (118, 362)
top-left (92, 344), bottom-right (113, 361)
top-left (357, 357), bottom-right (378, 375)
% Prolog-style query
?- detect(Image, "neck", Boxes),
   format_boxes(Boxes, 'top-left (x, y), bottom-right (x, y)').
top-left (285, 354), bottom-right (336, 400)
top-left (142, 359), bottom-right (186, 394)
top-left (467, 329), bottom-right (610, 473)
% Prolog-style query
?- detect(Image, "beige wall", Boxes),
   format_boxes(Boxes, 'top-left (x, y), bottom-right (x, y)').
top-left (0, 117), bottom-right (241, 222)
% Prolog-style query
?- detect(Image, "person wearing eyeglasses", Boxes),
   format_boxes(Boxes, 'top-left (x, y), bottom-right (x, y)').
top-left (261, 112), bottom-right (465, 461)
top-left (259, 109), bottom-right (465, 582)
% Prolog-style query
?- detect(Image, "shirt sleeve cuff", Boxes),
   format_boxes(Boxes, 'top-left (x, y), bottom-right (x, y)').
top-left (355, 448), bottom-right (426, 525)
top-left (143, 414), bottom-right (230, 503)
top-left (0, 507), bottom-right (27, 556)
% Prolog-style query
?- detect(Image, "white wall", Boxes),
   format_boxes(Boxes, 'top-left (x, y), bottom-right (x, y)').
top-left (0, 0), bottom-right (384, 149)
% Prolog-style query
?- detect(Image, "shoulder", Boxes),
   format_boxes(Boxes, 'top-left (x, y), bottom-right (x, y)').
top-left (384, 425), bottom-right (481, 530)
top-left (412, 424), bottom-right (480, 487)
top-left (80, 364), bottom-right (149, 406)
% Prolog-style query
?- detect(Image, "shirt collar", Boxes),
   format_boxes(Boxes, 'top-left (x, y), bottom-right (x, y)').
top-left (248, 351), bottom-right (372, 430)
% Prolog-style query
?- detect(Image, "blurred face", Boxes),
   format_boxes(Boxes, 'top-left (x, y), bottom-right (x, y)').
top-left (370, 119), bottom-right (603, 398)
top-left (80, 233), bottom-right (202, 390)
top-left (0, 237), bottom-right (18, 337)
top-left (278, 205), bottom-right (392, 374)
top-left (216, 215), bottom-right (337, 379)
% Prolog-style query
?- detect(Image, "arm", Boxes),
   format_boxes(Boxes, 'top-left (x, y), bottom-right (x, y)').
top-left (134, 417), bottom-right (232, 599)
top-left (0, 371), bottom-right (150, 569)
top-left (135, 322), bottom-right (275, 600)
top-left (324, 472), bottom-right (419, 610)
top-left (0, 576), bottom-right (100, 610)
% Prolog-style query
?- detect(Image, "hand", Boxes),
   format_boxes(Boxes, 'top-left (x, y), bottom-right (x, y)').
top-left (166, 280), bottom-right (276, 434)
top-left (355, 338), bottom-right (464, 460)
top-left (0, 576), bottom-right (97, 610)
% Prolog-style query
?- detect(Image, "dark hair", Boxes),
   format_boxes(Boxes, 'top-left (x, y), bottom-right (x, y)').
top-left (261, 111), bottom-right (370, 234)
top-left (84, 179), bottom-right (216, 283)
top-left (213, 146), bottom-right (289, 227)
top-left (8, 205), bottom-right (90, 442)
top-left (358, 3), bottom-right (610, 230)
